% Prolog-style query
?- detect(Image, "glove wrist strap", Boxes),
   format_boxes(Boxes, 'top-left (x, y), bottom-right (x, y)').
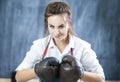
top-left (80, 68), bottom-right (84, 79)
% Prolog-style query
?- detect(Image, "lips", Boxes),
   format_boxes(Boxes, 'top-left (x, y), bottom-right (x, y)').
top-left (55, 35), bottom-right (60, 38)
top-left (54, 34), bottom-right (62, 38)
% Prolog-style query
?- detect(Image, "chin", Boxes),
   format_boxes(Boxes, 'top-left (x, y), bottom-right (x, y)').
top-left (54, 37), bottom-right (63, 41)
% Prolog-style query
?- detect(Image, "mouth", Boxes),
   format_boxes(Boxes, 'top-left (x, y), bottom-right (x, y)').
top-left (54, 35), bottom-right (63, 39)
top-left (55, 36), bottom-right (60, 38)
top-left (54, 34), bottom-right (62, 38)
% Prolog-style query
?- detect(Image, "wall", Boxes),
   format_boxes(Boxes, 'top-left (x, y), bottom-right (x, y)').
top-left (0, 0), bottom-right (120, 80)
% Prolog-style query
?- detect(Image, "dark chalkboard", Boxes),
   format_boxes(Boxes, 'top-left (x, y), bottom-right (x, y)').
top-left (0, 0), bottom-right (120, 80)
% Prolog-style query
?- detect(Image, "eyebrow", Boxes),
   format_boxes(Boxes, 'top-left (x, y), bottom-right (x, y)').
top-left (48, 24), bottom-right (65, 27)
top-left (48, 24), bottom-right (54, 27)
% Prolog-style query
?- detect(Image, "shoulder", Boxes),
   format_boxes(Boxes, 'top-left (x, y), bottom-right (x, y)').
top-left (33, 36), bottom-right (50, 46)
top-left (73, 36), bottom-right (91, 48)
top-left (73, 36), bottom-right (97, 59)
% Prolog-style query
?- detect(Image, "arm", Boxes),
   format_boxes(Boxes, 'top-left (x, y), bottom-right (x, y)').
top-left (15, 40), bottom-right (43, 82)
top-left (15, 69), bottom-right (37, 82)
top-left (59, 55), bottom-right (105, 82)
top-left (81, 45), bottom-right (105, 82)
top-left (81, 71), bottom-right (105, 82)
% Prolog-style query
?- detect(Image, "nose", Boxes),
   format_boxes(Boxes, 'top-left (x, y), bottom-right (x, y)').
top-left (54, 28), bottom-right (60, 35)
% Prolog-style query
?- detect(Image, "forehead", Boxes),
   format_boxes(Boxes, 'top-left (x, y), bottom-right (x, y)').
top-left (48, 14), bottom-right (67, 25)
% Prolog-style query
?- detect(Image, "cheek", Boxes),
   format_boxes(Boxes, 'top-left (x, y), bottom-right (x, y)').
top-left (48, 28), bottom-right (54, 36)
top-left (59, 29), bottom-right (68, 35)
top-left (64, 27), bottom-right (69, 34)
top-left (48, 30), bottom-right (53, 34)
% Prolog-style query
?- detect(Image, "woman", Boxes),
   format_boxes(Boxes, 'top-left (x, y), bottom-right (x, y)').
top-left (15, 1), bottom-right (105, 82)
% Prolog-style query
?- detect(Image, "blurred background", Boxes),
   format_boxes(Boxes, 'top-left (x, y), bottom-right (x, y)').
top-left (0, 0), bottom-right (120, 81)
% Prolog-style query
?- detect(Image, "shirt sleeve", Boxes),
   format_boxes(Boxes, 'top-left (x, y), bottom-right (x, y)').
top-left (16, 40), bottom-right (43, 71)
top-left (81, 45), bottom-right (105, 79)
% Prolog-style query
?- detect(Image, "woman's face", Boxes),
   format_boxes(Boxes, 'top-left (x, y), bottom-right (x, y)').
top-left (48, 14), bottom-right (69, 42)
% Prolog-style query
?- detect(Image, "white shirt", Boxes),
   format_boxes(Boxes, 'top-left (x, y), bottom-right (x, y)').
top-left (16, 35), bottom-right (105, 80)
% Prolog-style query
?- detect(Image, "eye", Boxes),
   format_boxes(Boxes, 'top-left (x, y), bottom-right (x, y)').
top-left (49, 25), bottom-right (54, 29)
top-left (59, 25), bottom-right (65, 29)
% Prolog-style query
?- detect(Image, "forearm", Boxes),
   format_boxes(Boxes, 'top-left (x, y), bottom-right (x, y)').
top-left (15, 69), bottom-right (37, 82)
top-left (81, 71), bottom-right (105, 82)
